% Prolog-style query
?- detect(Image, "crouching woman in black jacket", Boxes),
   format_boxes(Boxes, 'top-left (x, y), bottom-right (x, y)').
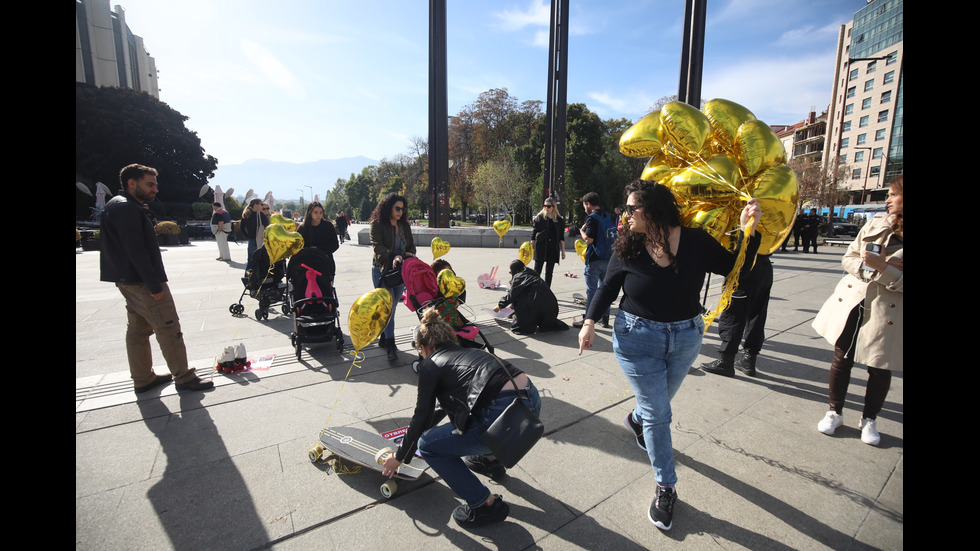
top-left (382, 308), bottom-right (542, 528)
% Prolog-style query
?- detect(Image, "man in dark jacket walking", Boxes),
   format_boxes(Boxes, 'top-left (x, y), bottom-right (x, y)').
top-left (100, 164), bottom-right (213, 393)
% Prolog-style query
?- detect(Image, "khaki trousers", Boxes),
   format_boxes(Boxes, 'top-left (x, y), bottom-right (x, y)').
top-left (116, 283), bottom-right (197, 386)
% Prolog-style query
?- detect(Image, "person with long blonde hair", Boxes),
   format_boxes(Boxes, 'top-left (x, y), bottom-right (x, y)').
top-left (813, 175), bottom-right (903, 446)
top-left (529, 197), bottom-right (565, 286)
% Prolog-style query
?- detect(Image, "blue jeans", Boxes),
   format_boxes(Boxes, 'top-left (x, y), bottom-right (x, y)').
top-left (245, 240), bottom-right (257, 273)
top-left (371, 266), bottom-right (404, 341)
top-left (584, 257), bottom-right (609, 318)
top-left (613, 312), bottom-right (704, 487)
top-left (418, 383), bottom-right (542, 507)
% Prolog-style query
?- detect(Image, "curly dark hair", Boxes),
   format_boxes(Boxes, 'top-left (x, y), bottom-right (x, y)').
top-left (612, 180), bottom-right (682, 269)
top-left (369, 193), bottom-right (410, 226)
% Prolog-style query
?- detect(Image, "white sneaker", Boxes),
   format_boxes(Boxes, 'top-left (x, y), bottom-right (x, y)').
top-left (817, 411), bottom-right (842, 435)
top-left (858, 418), bottom-right (881, 446)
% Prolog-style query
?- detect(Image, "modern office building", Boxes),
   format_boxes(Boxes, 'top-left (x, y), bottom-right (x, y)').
top-left (824, 0), bottom-right (903, 204)
top-left (75, 0), bottom-right (159, 98)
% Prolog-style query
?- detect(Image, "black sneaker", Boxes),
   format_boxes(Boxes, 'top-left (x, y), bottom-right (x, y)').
top-left (735, 353), bottom-right (757, 377)
top-left (386, 341), bottom-right (398, 361)
top-left (453, 494), bottom-right (509, 528)
top-left (648, 485), bottom-right (677, 530)
top-left (134, 374), bottom-right (173, 394)
top-left (175, 376), bottom-right (214, 392)
top-left (464, 455), bottom-right (507, 481)
top-left (624, 412), bottom-right (646, 451)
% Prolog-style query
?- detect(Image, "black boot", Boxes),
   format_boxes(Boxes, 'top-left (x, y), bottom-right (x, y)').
top-left (735, 352), bottom-right (757, 377)
top-left (700, 354), bottom-right (735, 377)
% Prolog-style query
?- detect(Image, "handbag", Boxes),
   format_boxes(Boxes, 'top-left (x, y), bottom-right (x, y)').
top-left (379, 265), bottom-right (403, 288)
top-left (480, 355), bottom-right (544, 468)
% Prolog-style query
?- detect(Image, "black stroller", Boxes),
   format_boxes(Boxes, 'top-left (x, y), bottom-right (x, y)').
top-left (286, 248), bottom-right (344, 360)
top-left (229, 247), bottom-right (288, 320)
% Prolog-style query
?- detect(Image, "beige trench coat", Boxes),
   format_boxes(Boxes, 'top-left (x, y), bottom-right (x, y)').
top-left (811, 213), bottom-right (903, 371)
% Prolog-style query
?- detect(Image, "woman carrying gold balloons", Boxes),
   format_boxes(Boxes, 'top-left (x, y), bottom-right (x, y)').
top-left (812, 175), bottom-right (903, 446)
top-left (370, 193), bottom-right (417, 361)
top-left (530, 197), bottom-right (565, 286)
top-left (577, 180), bottom-right (762, 531)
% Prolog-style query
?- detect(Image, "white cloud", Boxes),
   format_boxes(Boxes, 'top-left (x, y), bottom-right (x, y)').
top-left (240, 39), bottom-right (307, 101)
top-left (493, 0), bottom-right (551, 31)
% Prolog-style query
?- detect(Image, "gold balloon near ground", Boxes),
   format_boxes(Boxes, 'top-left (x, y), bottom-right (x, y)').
top-left (519, 241), bottom-right (534, 265)
top-left (431, 237), bottom-right (451, 260)
top-left (493, 219), bottom-right (511, 239)
top-left (264, 223), bottom-right (305, 265)
top-left (437, 269), bottom-right (465, 298)
top-left (347, 289), bottom-right (393, 352)
top-left (269, 213), bottom-right (298, 232)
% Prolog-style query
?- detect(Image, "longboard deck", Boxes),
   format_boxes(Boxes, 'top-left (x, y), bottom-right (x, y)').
top-left (315, 427), bottom-right (429, 481)
top-left (572, 292), bottom-right (587, 306)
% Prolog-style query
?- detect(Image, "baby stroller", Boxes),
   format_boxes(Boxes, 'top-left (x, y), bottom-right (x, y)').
top-left (229, 247), bottom-right (288, 321)
top-left (400, 258), bottom-right (494, 373)
top-left (286, 248), bottom-right (344, 360)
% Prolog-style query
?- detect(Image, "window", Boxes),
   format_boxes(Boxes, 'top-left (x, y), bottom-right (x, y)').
top-left (859, 115), bottom-right (869, 128)
top-left (869, 166), bottom-right (881, 177)
top-left (841, 137), bottom-right (849, 149)
top-left (857, 134), bottom-right (867, 145)
top-left (886, 51), bottom-right (898, 65)
top-left (849, 68), bottom-right (859, 81)
top-left (875, 129), bottom-right (886, 141)
top-left (872, 148), bottom-right (883, 159)
top-left (867, 61), bottom-right (877, 73)
top-left (883, 70), bottom-right (895, 84)
top-left (847, 86), bottom-right (856, 98)
top-left (840, 154), bottom-right (847, 163)
top-left (852, 168), bottom-right (862, 179)
top-left (862, 98), bottom-right (872, 110)
top-left (864, 79), bottom-right (874, 92)
top-left (855, 151), bottom-right (865, 162)
top-left (878, 110), bottom-right (889, 123)
top-left (843, 120), bottom-right (852, 132)
top-left (881, 90), bottom-right (892, 103)
top-left (845, 103), bottom-right (854, 115)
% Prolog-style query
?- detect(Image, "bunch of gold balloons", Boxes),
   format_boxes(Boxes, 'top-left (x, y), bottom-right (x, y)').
top-left (619, 99), bottom-right (798, 254)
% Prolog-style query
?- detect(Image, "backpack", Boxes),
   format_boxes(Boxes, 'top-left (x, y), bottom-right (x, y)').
top-left (589, 210), bottom-right (618, 260)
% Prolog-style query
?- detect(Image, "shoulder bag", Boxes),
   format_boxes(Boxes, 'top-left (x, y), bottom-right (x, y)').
top-left (481, 355), bottom-right (544, 468)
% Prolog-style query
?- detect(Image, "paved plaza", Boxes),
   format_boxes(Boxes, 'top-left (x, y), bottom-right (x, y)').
top-left (76, 224), bottom-right (903, 550)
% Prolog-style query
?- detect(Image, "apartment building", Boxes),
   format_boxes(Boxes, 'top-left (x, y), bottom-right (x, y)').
top-left (75, 0), bottom-right (159, 98)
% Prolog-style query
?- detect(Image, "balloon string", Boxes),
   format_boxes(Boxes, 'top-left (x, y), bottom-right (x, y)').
top-left (663, 146), bottom-right (748, 200)
top-left (703, 227), bottom-right (750, 328)
top-left (321, 351), bottom-right (363, 429)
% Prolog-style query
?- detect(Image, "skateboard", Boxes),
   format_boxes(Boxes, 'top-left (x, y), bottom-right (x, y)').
top-left (572, 292), bottom-right (587, 307)
top-left (308, 426), bottom-right (429, 498)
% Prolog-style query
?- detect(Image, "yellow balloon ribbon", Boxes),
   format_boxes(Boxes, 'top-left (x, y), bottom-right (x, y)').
top-left (703, 227), bottom-right (752, 328)
top-left (518, 241), bottom-right (534, 265)
top-left (347, 288), bottom-right (393, 353)
top-left (431, 237), bottom-right (451, 260)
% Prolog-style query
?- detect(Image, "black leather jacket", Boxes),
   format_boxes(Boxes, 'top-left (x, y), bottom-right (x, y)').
top-left (99, 191), bottom-right (168, 294)
top-left (396, 345), bottom-right (519, 462)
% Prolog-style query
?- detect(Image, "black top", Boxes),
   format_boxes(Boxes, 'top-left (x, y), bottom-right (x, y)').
top-left (586, 227), bottom-right (761, 323)
top-left (298, 222), bottom-right (339, 255)
top-left (99, 191), bottom-right (168, 294)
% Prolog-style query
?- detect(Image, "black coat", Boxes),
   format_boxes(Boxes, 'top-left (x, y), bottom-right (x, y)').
top-left (498, 267), bottom-right (568, 334)
top-left (531, 214), bottom-right (564, 264)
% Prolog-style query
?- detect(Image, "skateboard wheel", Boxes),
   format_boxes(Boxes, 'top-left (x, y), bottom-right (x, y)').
top-left (381, 479), bottom-right (398, 499)
top-left (308, 445), bottom-right (324, 463)
top-left (374, 447), bottom-right (394, 466)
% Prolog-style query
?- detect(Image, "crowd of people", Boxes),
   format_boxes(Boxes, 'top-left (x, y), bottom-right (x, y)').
top-left (99, 162), bottom-right (902, 533)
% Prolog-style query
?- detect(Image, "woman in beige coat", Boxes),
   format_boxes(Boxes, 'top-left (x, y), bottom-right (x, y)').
top-left (812, 176), bottom-right (903, 446)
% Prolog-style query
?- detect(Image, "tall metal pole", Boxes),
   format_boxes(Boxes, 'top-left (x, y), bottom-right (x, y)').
top-left (428, 0), bottom-right (450, 228)
top-left (543, 0), bottom-right (569, 210)
top-left (677, 0), bottom-right (706, 107)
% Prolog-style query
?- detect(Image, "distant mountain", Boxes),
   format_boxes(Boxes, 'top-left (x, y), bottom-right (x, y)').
top-left (208, 156), bottom-right (378, 203)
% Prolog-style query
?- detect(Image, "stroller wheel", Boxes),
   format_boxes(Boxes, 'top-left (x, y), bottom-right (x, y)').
top-left (336, 334), bottom-right (345, 352)
top-left (290, 332), bottom-right (296, 347)
top-left (229, 303), bottom-right (244, 315)
top-left (281, 304), bottom-right (290, 315)
top-left (256, 309), bottom-right (268, 321)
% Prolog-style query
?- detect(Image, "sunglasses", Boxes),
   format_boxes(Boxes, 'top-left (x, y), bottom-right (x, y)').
top-left (624, 204), bottom-right (643, 216)
top-left (393, 206), bottom-right (405, 212)
top-left (544, 204), bottom-right (554, 208)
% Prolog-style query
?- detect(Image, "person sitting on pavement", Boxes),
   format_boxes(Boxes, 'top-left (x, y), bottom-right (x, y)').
top-left (495, 260), bottom-right (569, 335)
top-left (382, 307), bottom-right (542, 528)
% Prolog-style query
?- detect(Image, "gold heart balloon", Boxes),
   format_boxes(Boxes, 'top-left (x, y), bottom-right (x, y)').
top-left (347, 288), bottom-right (393, 352)
top-left (619, 111), bottom-right (663, 158)
top-left (493, 219), bottom-right (511, 239)
top-left (746, 165), bottom-right (799, 255)
top-left (703, 98), bottom-right (757, 153)
top-left (269, 213), bottom-right (298, 232)
top-left (437, 269), bottom-right (466, 298)
top-left (574, 239), bottom-right (588, 262)
top-left (640, 159), bottom-right (680, 184)
top-left (681, 202), bottom-right (736, 252)
top-left (263, 223), bottom-right (305, 265)
top-left (431, 237), bottom-right (451, 260)
top-left (668, 155), bottom-right (744, 204)
top-left (734, 119), bottom-right (786, 178)
top-left (659, 101), bottom-right (713, 161)
top-left (518, 241), bottom-right (534, 265)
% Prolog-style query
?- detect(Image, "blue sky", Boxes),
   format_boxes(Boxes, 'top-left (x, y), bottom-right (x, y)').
top-left (117, 0), bottom-right (865, 167)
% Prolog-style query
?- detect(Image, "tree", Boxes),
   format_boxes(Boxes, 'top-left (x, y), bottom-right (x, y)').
top-left (75, 83), bottom-right (218, 219)
top-left (788, 156), bottom-right (849, 212)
